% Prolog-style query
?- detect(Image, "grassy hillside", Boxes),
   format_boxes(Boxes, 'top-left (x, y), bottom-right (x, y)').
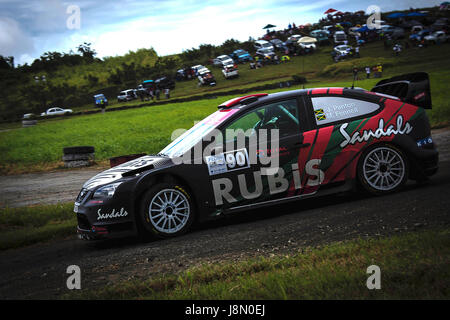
top-left (0, 42), bottom-right (449, 174)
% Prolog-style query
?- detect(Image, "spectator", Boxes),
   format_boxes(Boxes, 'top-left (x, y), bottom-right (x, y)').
top-left (100, 99), bottom-right (106, 114)
top-left (164, 88), bottom-right (170, 99)
top-left (273, 55), bottom-right (279, 64)
top-left (355, 46), bottom-right (360, 58)
top-left (155, 88), bottom-right (161, 100)
top-left (365, 66), bottom-right (371, 79)
top-left (352, 66), bottom-right (359, 81)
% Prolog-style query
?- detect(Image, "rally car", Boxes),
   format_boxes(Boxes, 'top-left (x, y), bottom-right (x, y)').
top-left (75, 72), bottom-right (438, 240)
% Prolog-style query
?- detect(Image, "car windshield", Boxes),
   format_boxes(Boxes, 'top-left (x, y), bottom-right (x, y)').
top-left (262, 42), bottom-right (272, 48)
top-left (160, 109), bottom-right (239, 158)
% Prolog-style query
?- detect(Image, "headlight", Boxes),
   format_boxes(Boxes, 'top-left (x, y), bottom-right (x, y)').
top-left (93, 182), bottom-right (123, 199)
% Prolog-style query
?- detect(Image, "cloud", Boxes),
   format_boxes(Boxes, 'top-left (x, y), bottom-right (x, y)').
top-left (0, 17), bottom-right (34, 59)
top-left (0, 0), bottom-right (444, 65)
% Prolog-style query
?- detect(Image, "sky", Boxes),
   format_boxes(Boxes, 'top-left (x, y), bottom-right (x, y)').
top-left (0, 0), bottom-right (442, 66)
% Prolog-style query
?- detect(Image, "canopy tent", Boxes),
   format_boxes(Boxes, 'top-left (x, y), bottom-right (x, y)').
top-left (324, 8), bottom-right (337, 14)
top-left (297, 36), bottom-right (317, 44)
top-left (355, 25), bottom-right (370, 32)
top-left (387, 12), bottom-right (406, 18)
top-left (263, 24), bottom-right (276, 29)
top-left (334, 11), bottom-right (344, 15)
top-left (407, 12), bottom-right (426, 17)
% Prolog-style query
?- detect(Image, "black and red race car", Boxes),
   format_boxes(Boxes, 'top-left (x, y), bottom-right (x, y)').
top-left (74, 72), bottom-right (438, 240)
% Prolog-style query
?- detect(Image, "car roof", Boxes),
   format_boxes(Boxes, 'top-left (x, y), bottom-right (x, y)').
top-left (219, 87), bottom-right (381, 112)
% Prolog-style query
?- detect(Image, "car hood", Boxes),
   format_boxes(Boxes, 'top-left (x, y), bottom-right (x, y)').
top-left (82, 155), bottom-right (172, 190)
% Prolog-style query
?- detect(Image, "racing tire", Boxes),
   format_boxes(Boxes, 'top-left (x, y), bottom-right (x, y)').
top-left (138, 182), bottom-right (195, 239)
top-left (63, 146), bottom-right (95, 155)
top-left (357, 144), bottom-right (409, 195)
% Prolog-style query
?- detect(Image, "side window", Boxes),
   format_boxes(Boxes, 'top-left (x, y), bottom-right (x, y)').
top-left (224, 99), bottom-right (300, 142)
top-left (311, 96), bottom-right (380, 126)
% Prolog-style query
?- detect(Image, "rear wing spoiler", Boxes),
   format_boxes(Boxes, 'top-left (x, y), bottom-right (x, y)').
top-left (371, 72), bottom-right (432, 109)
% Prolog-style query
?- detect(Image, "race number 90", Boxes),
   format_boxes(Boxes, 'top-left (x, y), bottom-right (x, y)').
top-left (224, 149), bottom-right (249, 171)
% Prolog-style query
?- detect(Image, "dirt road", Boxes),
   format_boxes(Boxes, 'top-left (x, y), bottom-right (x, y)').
top-left (0, 128), bottom-right (449, 299)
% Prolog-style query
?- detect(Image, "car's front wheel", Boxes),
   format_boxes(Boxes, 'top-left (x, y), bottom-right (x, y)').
top-left (138, 182), bottom-right (195, 238)
top-left (358, 144), bottom-right (409, 195)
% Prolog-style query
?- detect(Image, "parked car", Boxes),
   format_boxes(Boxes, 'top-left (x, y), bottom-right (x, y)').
top-left (222, 63), bottom-right (239, 79)
top-left (155, 76), bottom-right (175, 90)
top-left (22, 113), bottom-right (36, 119)
top-left (255, 47), bottom-right (276, 60)
top-left (93, 94), bottom-right (108, 108)
top-left (192, 65), bottom-right (206, 76)
top-left (41, 107), bottom-right (73, 117)
top-left (411, 25), bottom-right (424, 34)
top-left (269, 39), bottom-right (288, 52)
top-left (230, 49), bottom-right (253, 63)
top-left (253, 39), bottom-right (274, 51)
top-left (410, 29), bottom-right (432, 41)
top-left (288, 34), bottom-right (302, 42)
top-left (310, 30), bottom-right (329, 43)
top-left (384, 26), bottom-right (405, 39)
top-left (74, 72), bottom-right (437, 240)
top-left (424, 31), bottom-right (449, 44)
top-left (213, 55), bottom-right (234, 67)
top-left (175, 68), bottom-right (194, 81)
top-left (333, 44), bottom-right (353, 55)
top-left (333, 31), bottom-right (347, 44)
top-left (197, 68), bottom-right (216, 86)
top-left (117, 89), bottom-right (137, 102)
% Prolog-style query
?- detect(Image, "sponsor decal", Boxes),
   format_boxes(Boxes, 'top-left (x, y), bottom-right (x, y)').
top-left (417, 136), bottom-right (433, 147)
top-left (339, 114), bottom-right (413, 148)
top-left (97, 208), bottom-right (128, 220)
top-left (205, 148), bottom-right (250, 176)
top-left (414, 91), bottom-right (426, 101)
top-left (211, 159), bottom-right (324, 205)
top-left (314, 108), bottom-right (327, 121)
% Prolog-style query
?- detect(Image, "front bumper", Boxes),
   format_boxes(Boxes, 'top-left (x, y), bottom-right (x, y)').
top-left (74, 193), bottom-right (137, 240)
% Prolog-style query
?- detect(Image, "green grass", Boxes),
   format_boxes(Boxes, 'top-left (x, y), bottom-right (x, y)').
top-left (0, 203), bottom-right (76, 250)
top-left (0, 42), bottom-right (449, 173)
top-left (64, 228), bottom-right (450, 299)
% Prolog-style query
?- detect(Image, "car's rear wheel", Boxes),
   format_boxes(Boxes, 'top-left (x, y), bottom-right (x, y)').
top-left (358, 144), bottom-right (408, 195)
top-left (138, 182), bottom-right (195, 238)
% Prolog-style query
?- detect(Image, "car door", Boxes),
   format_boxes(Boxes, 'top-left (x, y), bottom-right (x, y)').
top-left (302, 93), bottom-right (382, 191)
top-left (206, 97), bottom-right (309, 210)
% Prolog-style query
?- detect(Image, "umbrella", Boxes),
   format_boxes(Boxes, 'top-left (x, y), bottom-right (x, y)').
top-left (356, 25), bottom-right (369, 32)
top-left (263, 24), bottom-right (276, 29)
top-left (387, 12), bottom-right (406, 18)
top-left (407, 12), bottom-right (426, 17)
top-left (324, 8), bottom-right (337, 14)
top-left (334, 11), bottom-right (344, 15)
top-left (298, 36), bottom-right (317, 44)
